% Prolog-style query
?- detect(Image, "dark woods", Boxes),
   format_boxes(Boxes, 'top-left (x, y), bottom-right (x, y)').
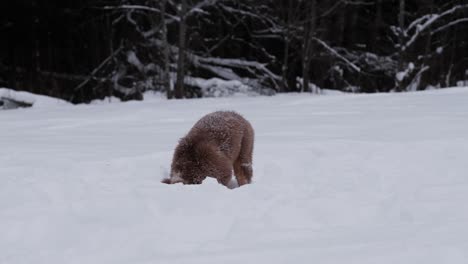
top-left (1, 0), bottom-right (467, 103)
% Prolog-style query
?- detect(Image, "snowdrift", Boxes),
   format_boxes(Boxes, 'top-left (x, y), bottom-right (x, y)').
top-left (0, 88), bottom-right (69, 109)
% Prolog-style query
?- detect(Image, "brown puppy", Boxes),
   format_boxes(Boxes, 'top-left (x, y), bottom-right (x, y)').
top-left (162, 111), bottom-right (254, 188)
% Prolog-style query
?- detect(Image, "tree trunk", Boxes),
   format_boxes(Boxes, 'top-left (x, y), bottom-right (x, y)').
top-left (302, 0), bottom-right (316, 93)
top-left (31, 6), bottom-right (41, 94)
top-left (281, 1), bottom-right (294, 93)
top-left (281, 35), bottom-right (290, 93)
top-left (6, 25), bottom-right (16, 89)
top-left (370, 0), bottom-right (383, 52)
top-left (108, 14), bottom-right (114, 100)
top-left (175, 0), bottom-right (187, 99)
top-left (336, 4), bottom-right (345, 45)
top-left (396, 0), bottom-right (406, 92)
top-left (161, 0), bottom-right (173, 99)
top-left (446, 25), bottom-right (457, 87)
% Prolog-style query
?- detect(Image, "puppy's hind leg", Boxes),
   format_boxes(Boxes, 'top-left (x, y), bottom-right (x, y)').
top-left (233, 160), bottom-right (249, 186)
top-left (235, 124), bottom-right (254, 186)
top-left (215, 158), bottom-right (235, 189)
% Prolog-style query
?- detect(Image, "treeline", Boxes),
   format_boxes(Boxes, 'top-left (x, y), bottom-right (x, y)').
top-left (0, 0), bottom-right (467, 103)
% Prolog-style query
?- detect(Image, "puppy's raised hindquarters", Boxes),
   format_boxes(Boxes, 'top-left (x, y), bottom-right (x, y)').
top-left (162, 111), bottom-right (254, 188)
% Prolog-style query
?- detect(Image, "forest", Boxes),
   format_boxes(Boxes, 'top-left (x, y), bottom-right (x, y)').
top-left (1, 0), bottom-right (467, 103)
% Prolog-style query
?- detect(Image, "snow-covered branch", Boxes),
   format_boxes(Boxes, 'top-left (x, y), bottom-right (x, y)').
top-left (217, 2), bottom-right (276, 27)
top-left (431, 17), bottom-right (468, 35)
top-left (74, 46), bottom-right (124, 91)
top-left (402, 4), bottom-right (468, 50)
top-left (101, 5), bottom-right (179, 20)
top-left (313, 38), bottom-right (361, 72)
top-left (148, 37), bottom-right (280, 90)
top-left (187, 0), bottom-right (219, 17)
top-left (319, 1), bottom-right (344, 18)
top-left (192, 56), bottom-right (280, 89)
top-left (343, 0), bottom-right (373, 5)
top-left (319, 0), bottom-right (373, 18)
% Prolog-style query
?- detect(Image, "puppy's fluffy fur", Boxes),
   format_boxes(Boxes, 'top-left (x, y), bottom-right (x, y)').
top-left (162, 111), bottom-right (254, 188)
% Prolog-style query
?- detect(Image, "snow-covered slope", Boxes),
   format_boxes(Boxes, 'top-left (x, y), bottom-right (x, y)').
top-left (1, 88), bottom-right (468, 264)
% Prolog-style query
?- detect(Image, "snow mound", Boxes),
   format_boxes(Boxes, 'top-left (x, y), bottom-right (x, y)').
top-left (0, 88), bottom-right (69, 109)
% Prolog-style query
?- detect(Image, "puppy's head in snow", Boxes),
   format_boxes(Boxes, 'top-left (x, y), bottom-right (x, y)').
top-left (161, 171), bottom-right (201, 185)
top-left (161, 178), bottom-right (171, 184)
top-left (162, 138), bottom-right (214, 185)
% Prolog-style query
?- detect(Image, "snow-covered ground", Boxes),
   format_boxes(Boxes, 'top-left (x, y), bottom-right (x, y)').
top-left (1, 88), bottom-right (468, 264)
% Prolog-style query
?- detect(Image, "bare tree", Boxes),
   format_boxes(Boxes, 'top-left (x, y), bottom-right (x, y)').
top-left (174, 0), bottom-right (187, 99)
top-left (396, 0), bottom-right (406, 92)
top-left (276, 0), bottom-right (302, 92)
top-left (301, 0), bottom-right (317, 93)
top-left (160, 0), bottom-right (173, 99)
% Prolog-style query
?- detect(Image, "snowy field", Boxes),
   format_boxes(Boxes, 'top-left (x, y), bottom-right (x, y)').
top-left (1, 88), bottom-right (468, 264)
